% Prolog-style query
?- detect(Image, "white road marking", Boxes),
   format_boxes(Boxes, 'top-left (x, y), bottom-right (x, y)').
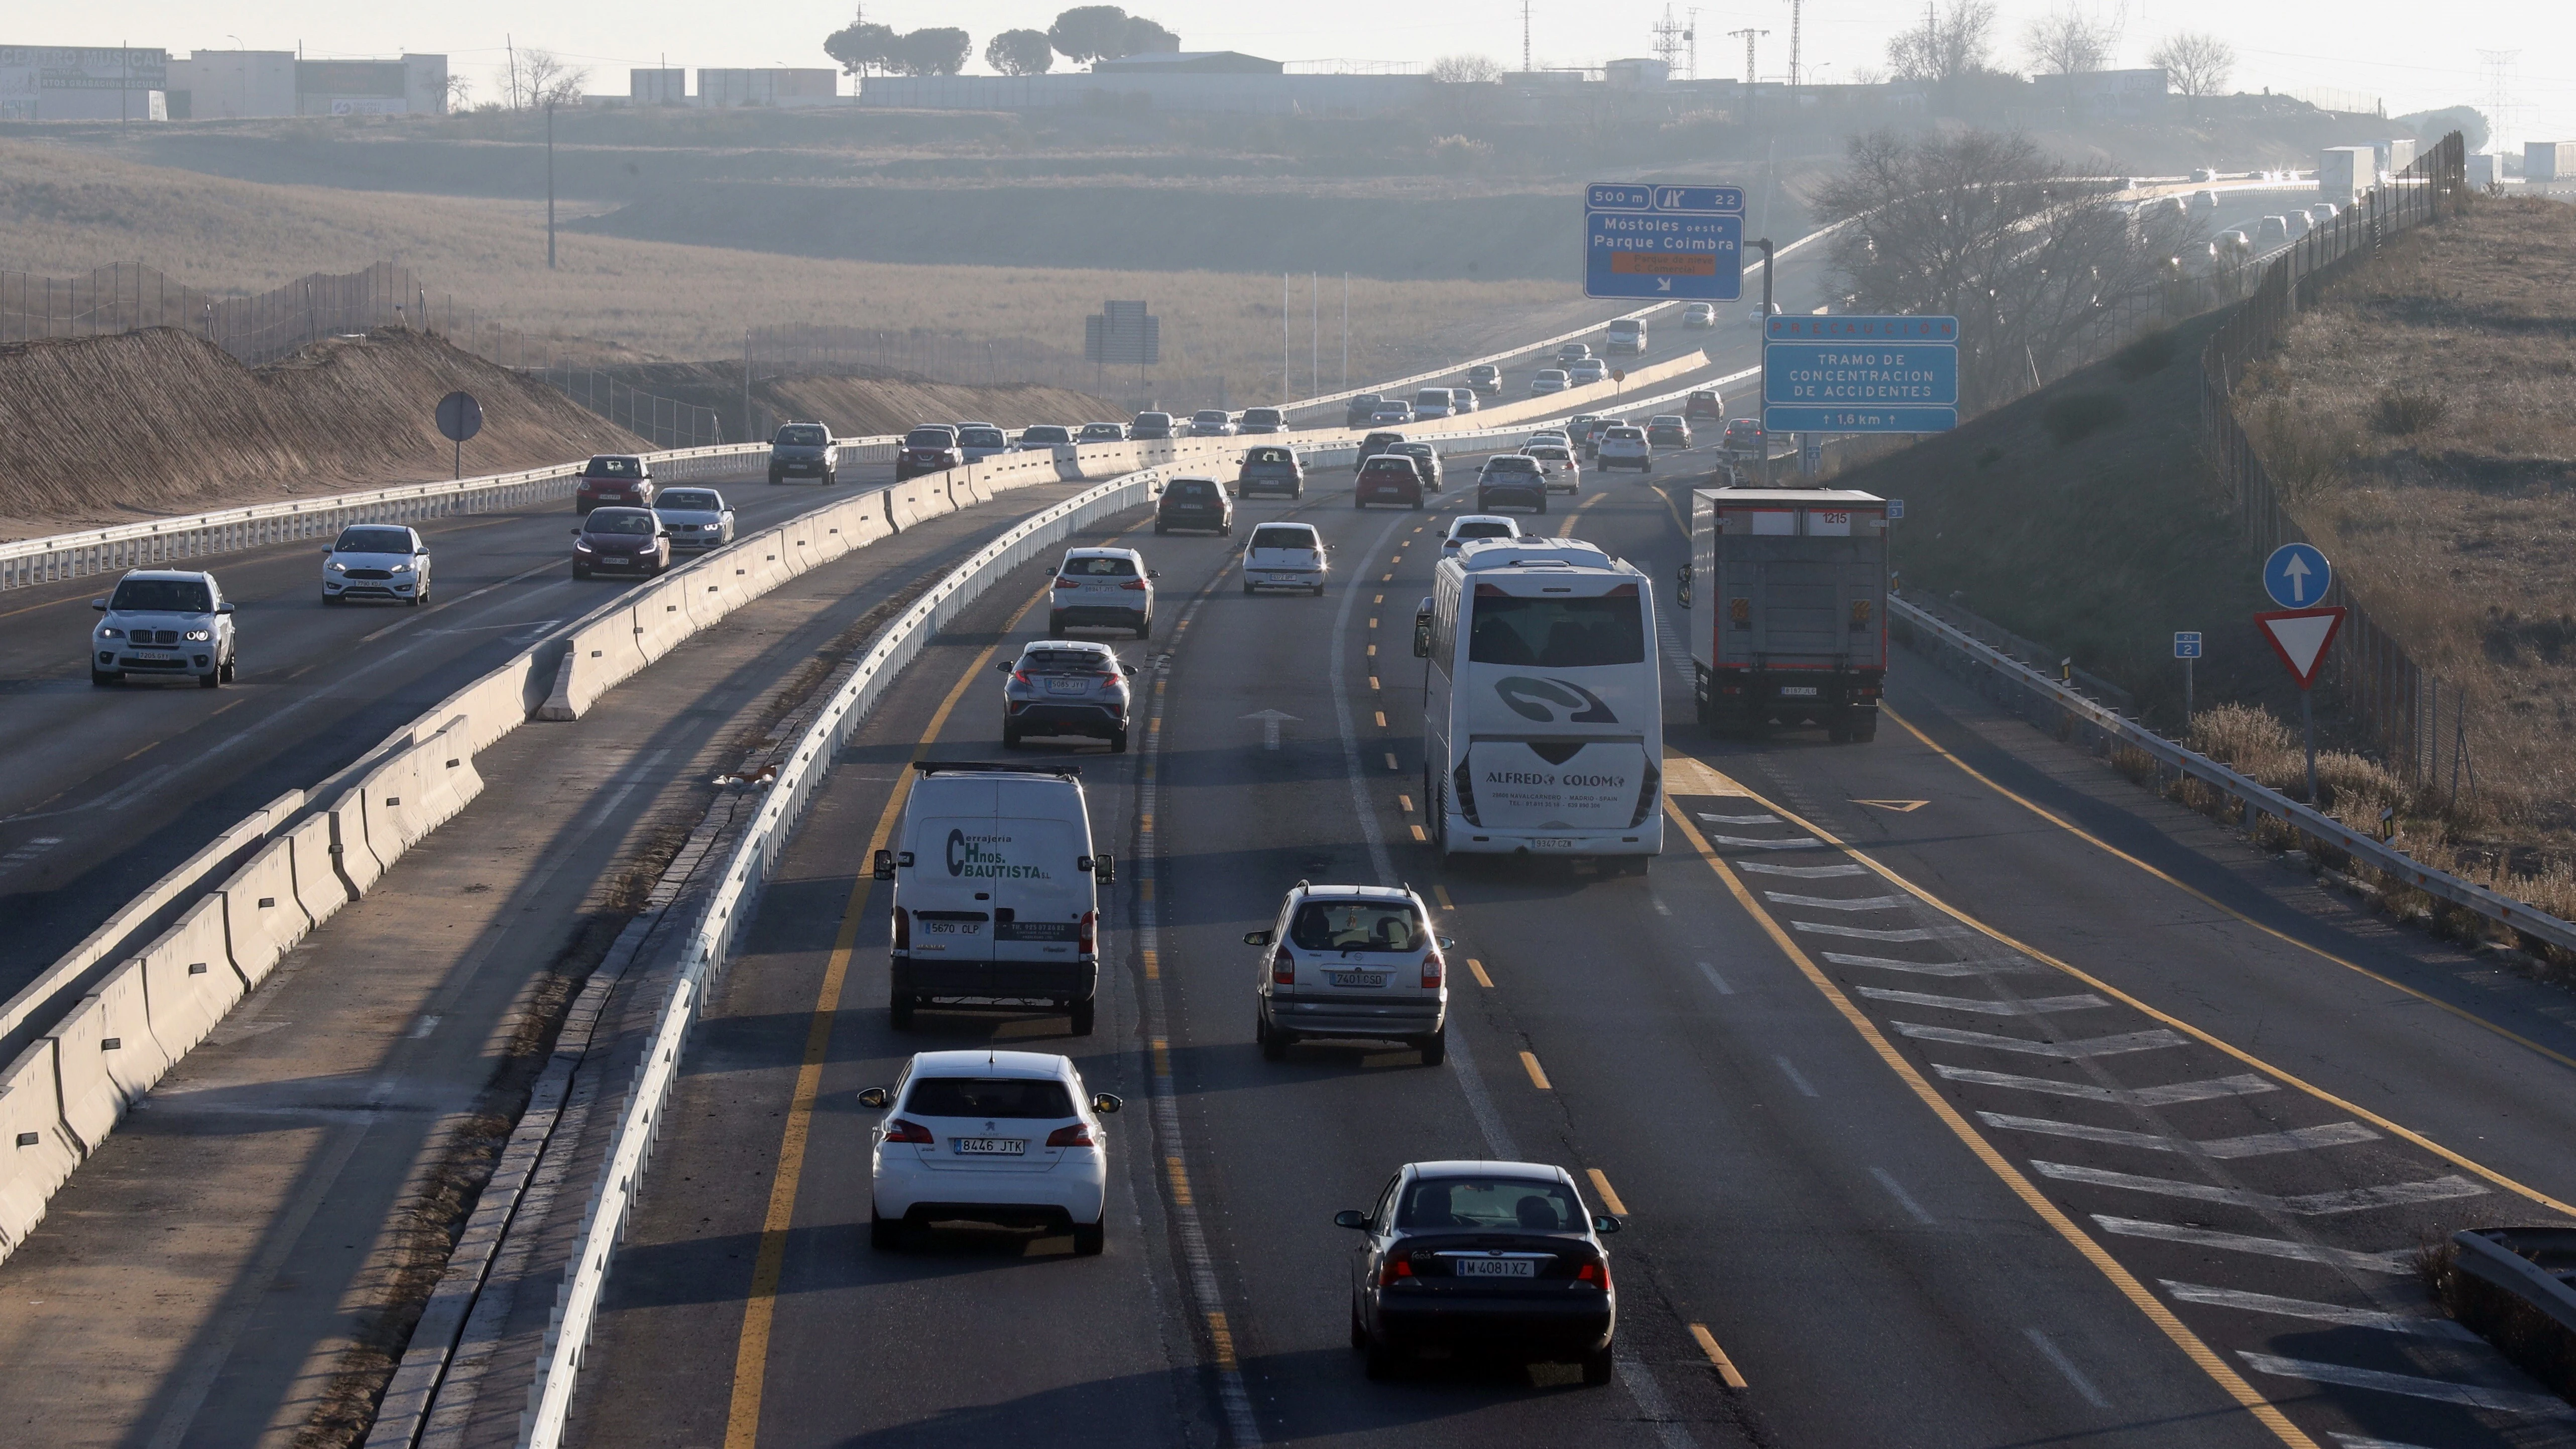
top-left (2239, 1353), bottom-right (2576, 1419)
top-left (1775, 1056), bottom-right (1820, 1098)
top-left (2158, 1282), bottom-right (2479, 1343)
top-left (1870, 1167), bottom-right (1936, 1224)
top-left (2035, 1161), bottom-right (2485, 1215)
top-left (1895, 1023), bottom-right (2184, 1057)
top-left (1981, 1113), bottom-right (2376, 1158)
top-left (1703, 832), bottom-right (1823, 849)
top-left (1734, 861), bottom-right (1869, 878)
top-left (1859, 988), bottom-right (2109, 1016)
top-left (1764, 892), bottom-right (1914, 912)
top-left (2093, 1216), bottom-right (2415, 1273)
top-left (1793, 921), bottom-right (1954, 942)
top-left (2329, 1434), bottom-right (2451, 1448)
top-left (1825, 952), bottom-right (2042, 978)
top-left (1698, 813), bottom-right (1781, 825)
top-left (408, 1016), bottom-right (441, 1040)
top-left (1694, 960), bottom-right (1734, 996)
top-left (2022, 1328), bottom-right (2111, 1409)
top-left (1934, 1065), bottom-right (2278, 1104)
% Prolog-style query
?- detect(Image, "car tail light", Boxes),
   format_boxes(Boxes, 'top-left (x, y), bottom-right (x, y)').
top-left (1421, 953), bottom-right (1443, 989)
top-left (1054, 576), bottom-right (1079, 589)
top-left (1119, 579), bottom-right (1148, 590)
top-left (1011, 669), bottom-right (1033, 684)
top-left (1272, 948), bottom-right (1296, 986)
top-left (1377, 1254), bottom-right (1416, 1287)
top-left (1045, 1122), bottom-right (1095, 1148)
top-left (892, 909), bottom-right (911, 951)
top-left (1079, 910), bottom-right (1096, 955)
top-left (1576, 1258), bottom-right (1610, 1290)
top-left (884, 1118), bottom-right (934, 1144)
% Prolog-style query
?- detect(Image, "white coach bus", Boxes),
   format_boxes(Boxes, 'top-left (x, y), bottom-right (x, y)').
top-left (1412, 538), bottom-right (1664, 870)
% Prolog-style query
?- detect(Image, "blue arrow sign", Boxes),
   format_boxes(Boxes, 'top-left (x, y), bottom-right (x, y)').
top-left (1583, 180), bottom-right (1745, 301)
top-left (2174, 631), bottom-right (2204, 659)
top-left (2263, 543), bottom-right (2332, 609)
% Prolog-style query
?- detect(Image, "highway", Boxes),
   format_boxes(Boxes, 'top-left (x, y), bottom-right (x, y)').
top-left (567, 453), bottom-right (2576, 1447)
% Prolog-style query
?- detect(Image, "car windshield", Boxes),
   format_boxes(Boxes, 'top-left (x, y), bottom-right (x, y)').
top-left (109, 578), bottom-right (211, 613)
top-left (1606, 428), bottom-right (1645, 441)
top-left (1538, 371), bottom-right (1567, 380)
top-left (1469, 593), bottom-right (1646, 667)
top-left (1171, 481), bottom-right (1214, 498)
top-left (775, 425), bottom-right (828, 446)
top-left (1244, 410), bottom-right (1280, 423)
top-left (905, 429), bottom-right (955, 448)
top-left (1455, 522), bottom-right (1514, 540)
top-left (902, 1076), bottom-right (1075, 1119)
top-left (334, 527), bottom-right (412, 554)
top-left (1245, 447), bottom-right (1294, 465)
top-left (588, 513), bottom-right (657, 536)
top-left (1019, 648), bottom-right (1114, 674)
top-left (1487, 458), bottom-right (1537, 472)
top-left (1289, 900), bottom-right (1424, 953)
top-left (659, 491), bottom-right (721, 511)
top-left (1136, 414), bottom-right (1172, 425)
top-left (587, 457), bottom-right (639, 476)
top-left (1023, 427), bottom-right (1070, 442)
top-left (1194, 412), bottom-right (1228, 423)
top-left (1363, 458), bottom-right (1414, 473)
top-left (958, 427), bottom-right (1006, 448)
top-left (1396, 445), bottom-right (1433, 459)
top-left (1061, 556), bottom-right (1138, 578)
top-left (1399, 1177), bottom-right (1583, 1232)
top-left (1251, 526), bottom-right (1316, 550)
top-left (1529, 447), bottom-right (1570, 460)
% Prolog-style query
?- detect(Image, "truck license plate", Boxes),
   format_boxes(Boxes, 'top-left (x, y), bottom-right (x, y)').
top-left (1780, 685), bottom-right (1819, 697)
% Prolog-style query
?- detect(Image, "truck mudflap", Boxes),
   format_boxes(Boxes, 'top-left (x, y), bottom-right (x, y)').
top-left (1697, 666), bottom-right (1883, 742)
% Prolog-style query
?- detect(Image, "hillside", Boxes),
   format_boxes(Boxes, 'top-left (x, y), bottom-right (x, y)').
top-left (0, 327), bottom-right (640, 539)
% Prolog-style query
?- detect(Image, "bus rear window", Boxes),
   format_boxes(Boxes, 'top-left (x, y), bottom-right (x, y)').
top-left (1467, 594), bottom-right (1644, 668)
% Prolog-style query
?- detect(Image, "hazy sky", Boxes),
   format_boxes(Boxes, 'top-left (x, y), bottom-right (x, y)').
top-left (77, 1), bottom-right (2571, 143)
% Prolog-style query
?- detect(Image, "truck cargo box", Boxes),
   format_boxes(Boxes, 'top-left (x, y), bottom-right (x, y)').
top-left (1679, 488), bottom-right (1889, 742)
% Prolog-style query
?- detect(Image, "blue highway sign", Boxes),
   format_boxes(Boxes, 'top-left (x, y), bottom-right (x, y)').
top-left (2262, 542), bottom-right (2332, 609)
top-left (2174, 631), bottom-right (2204, 659)
top-left (1584, 180), bottom-right (1744, 301)
top-left (1763, 315), bottom-right (1958, 434)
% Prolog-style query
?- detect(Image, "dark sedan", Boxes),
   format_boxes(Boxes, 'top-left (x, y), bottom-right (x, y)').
top-left (570, 507), bottom-right (672, 579)
top-left (1355, 454), bottom-right (1425, 510)
top-left (895, 425), bottom-right (964, 480)
top-left (1078, 422), bottom-right (1128, 443)
top-left (1475, 455), bottom-right (1548, 514)
top-left (1236, 445), bottom-right (1304, 499)
top-left (1340, 1161), bottom-right (1619, 1383)
top-left (1155, 476), bottom-right (1234, 535)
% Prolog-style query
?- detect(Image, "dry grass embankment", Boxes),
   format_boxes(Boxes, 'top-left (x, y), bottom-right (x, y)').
top-left (0, 138), bottom-right (1593, 399)
top-left (0, 327), bottom-right (637, 539)
top-left (2238, 195), bottom-right (2576, 831)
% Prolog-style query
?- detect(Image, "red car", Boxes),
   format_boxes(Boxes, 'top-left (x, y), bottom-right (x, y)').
top-left (1355, 454), bottom-right (1425, 510)
top-left (896, 425), bottom-right (965, 480)
top-left (1684, 390), bottom-right (1724, 421)
top-left (575, 455), bottom-right (654, 514)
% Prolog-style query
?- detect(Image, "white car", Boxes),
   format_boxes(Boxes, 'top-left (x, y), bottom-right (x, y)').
top-left (1748, 303), bottom-right (1782, 327)
top-left (1441, 514), bottom-right (1523, 556)
top-left (956, 424), bottom-right (1013, 460)
top-left (1412, 388), bottom-right (1457, 420)
top-left (1242, 521), bottom-right (1329, 595)
top-left (92, 569), bottom-right (237, 688)
top-left (1189, 410), bottom-right (1237, 437)
top-left (653, 487), bottom-right (736, 552)
top-left (1568, 358), bottom-right (1610, 385)
top-left (1682, 302), bottom-right (1716, 327)
top-left (1249, 883), bottom-right (1451, 1063)
top-left (1594, 425), bottom-right (1653, 472)
top-left (1527, 443), bottom-right (1582, 494)
top-left (320, 523), bottom-right (431, 607)
top-left (1050, 546), bottom-right (1157, 638)
top-left (861, 1050), bottom-right (1122, 1254)
top-left (1520, 431), bottom-right (1572, 452)
top-left (1447, 387), bottom-right (1480, 414)
top-left (1529, 369), bottom-right (1571, 395)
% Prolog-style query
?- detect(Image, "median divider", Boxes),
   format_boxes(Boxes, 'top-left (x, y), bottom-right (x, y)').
top-left (327, 784), bottom-right (386, 899)
top-left (139, 897), bottom-right (249, 1056)
top-left (215, 838), bottom-right (313, 988)
top-left (45, 989), bottom-right (135, 1155)
top-left (87, 965), bottom-right (173, 1121)
top-left (0, 1042), bottom-right (78, 1256)
top-left (282, 814), bottom-right (348, 927)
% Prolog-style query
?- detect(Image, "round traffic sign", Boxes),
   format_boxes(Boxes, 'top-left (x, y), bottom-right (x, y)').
top-left (1611, 368), bottom-right (1627, 383)
top-left (436, 391), bottom-right (484, 444)
top-left (2262, 543), bottom-right (2331, 609)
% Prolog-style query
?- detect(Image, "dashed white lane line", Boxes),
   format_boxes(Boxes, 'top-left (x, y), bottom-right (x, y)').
top-left (1857, 988), bottom-right (2110, 1016)
top-left (1826, 952), bottom-right (2043, 979)
top-left (1698, 813), bottom-right (1780, 825)
top-left (1763, 892), bottom-right (1913, 912)
top-left (1693, 960), bottom-right (1734, 996)
top-left (1892, 1023), bottom-right (2186, 1057)
top-left (1981, 1114), bottom-right (2378, 1159)
top-left (2089, 1217), bottom-right (2415, 1274)
top-left (1933, 1065), bottom-right (2280, 1105)
top-left (2158, 1283), bottom-right (2480, 1344)
top-left (1700, 831), bottom-right (1823, 850)
top-left (2033, 1162), bottom-right (2486, 1216)
top-left (1773, 1056), bottom-right (1820, 1098)
top-left (2239, 1354), bottom-right (2576, 1419)
top-left (1870, 1167), bottom-right (1936, 1225)
top-left (1733, 860), bottom-right (1869, 879)
top-left (2024, 1327), bottom-right (2113, 1410)
top-left (1792, 920), bottom-right (1956, 943)
top-left (2329, 1433), bottom-right (2451, 1448)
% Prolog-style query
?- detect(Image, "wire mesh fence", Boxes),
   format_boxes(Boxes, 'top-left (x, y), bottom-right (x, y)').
top-left (526, 364), bottom-right (728, 448)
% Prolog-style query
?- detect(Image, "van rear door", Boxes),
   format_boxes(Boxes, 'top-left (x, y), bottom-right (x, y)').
top-left (991, 778), bottom-right (1092, 967)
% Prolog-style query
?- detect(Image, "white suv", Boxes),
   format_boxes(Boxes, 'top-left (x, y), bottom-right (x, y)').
top-left (860, 1050), bottom-right (1123, 1254)
top-left (91, 569), bottom-right (237, 688)
top-left (1049, 547), bottom-right (1157, 638)
top-left (320, 523), bottom-right (431, 606)
top-left (1594, 425), bottom-right (1654, 472)
top-left (1248, 883), bottom-right (1451, 1064)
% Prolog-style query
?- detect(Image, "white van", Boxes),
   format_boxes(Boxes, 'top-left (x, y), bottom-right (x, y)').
top-left (1605, 317), bottom-right (1648, 354)
top-left (873, 762), bottom-right (1113, 1033)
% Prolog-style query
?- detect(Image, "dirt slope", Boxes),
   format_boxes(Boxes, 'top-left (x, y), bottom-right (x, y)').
top-left (0, 327), bottom-right (642, 540)
top-left (598, 363), bottom-right (1121, 439)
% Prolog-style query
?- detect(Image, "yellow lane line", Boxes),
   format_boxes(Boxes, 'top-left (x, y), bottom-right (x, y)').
top-left (1409, 824), bottom-right (1428, 841)
top-left (1433, 885), bottom-right (1454, 909)
top-left (1519, 1051), bottom-right (1552, 1090)
top-left (1690, 1323), bottom-right (1750, 1389)
top-left (1586, 1167), bottom-right (1628, 1215)
top-left (1662, 797), bottom-right (2319, 1449)
top-left (1467, 958), bottom-right (1494, 989)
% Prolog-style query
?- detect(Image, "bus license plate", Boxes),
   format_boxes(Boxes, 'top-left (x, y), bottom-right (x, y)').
top-left (1779, 685), bottom-right (1819, 697)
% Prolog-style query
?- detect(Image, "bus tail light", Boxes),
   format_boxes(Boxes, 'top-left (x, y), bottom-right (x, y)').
top-left (1452, 762), bottom-right (1481, 826)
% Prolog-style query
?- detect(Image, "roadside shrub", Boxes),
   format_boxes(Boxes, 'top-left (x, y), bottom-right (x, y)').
top-left (2041, 391), bottom-right (2127, 446)
top-left (2113, 328), bottom-right (2177, 381)
top-left (2190, 703), bottom-right (2297, 781)
top-left (1428, 135), bottom-right (1493, 173)
top-left (2373, 384), bottom-right (2448, 435)
top-left (2244, 397), bottom-right (2360, 499)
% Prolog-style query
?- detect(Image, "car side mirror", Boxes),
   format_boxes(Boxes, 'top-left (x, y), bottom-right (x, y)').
top-left (1091, 1093), bottom-right (1122, 1115)
top-left (1092, 853), bottom-right (1114, 883)
top-left (857, 1086), bottom-right (890, 1109)
top-left (570, 528), bottom-right (581, 536)
top-left (995, 659), bottom-right (1013, 672)
top-left (1334, 1210), bottom-right (1371, 1231)
top-left (217, 602), bottom-right (236, 615)
top-left (1593, 1215), bottom-right (1623, 1234)
top-left (1439, 936), bottom-right (1457, 951)
top-left (416, 547), bottom-right (431, 556)
top-left (1147, 570), bottom-right (1161, 579)
top-left (1243, 928), bottom-right (1278, 947)
top-left (872, 849), bottom-right (896, 881)
top-left (92, 598), bottom-right (107, 611)
top-left (1123, 665), bottom-right (1138, 677)
top-left (320, 547), bottom-right (333, 556)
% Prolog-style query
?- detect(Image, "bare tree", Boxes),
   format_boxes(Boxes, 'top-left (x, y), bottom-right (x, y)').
top-left (1887, 0), bottom-right (2000, 85)
top-left (2023, 6), bottom-right (2120, 75)
top-left (2148, 31), bottom-right (2233, 97)
top-left (1814, 127), bottom-right (2204, 410)
top-left (496, 48), bottom-right (589, 109)
top-left (440, 73), bottom-right (472, 111)
top-left (1427, 54), bottom-right (1503, 83)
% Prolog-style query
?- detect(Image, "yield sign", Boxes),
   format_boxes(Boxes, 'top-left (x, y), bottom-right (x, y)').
top-left (2256, 607), bottom-right (2346, 688)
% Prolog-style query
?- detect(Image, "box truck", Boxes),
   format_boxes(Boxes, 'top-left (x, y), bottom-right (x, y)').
top-left (1675, 488), bottom-right (1889, 742)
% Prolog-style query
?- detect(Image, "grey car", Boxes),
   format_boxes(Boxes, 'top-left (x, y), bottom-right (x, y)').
top-left (768, 421), bottom-right (838, 485)
top-left (956, 424), bottom-right (1012, 461)
top-left (1390, 442), bottom-right (1444, 492)
top-left (654, 487), bottom-right (737, 551)
top-left (999, 639), bottom-right (1138, 752)
top-left (1019, 424), bottom-right (1075, 447)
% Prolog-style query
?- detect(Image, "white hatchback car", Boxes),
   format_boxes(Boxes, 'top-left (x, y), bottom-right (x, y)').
top-left (91, 569), bottom-right (237, 688)
top-left (861, 1050), bottom-right (1122, 1254)
top-left (1682, 301), bottom-right (1717, 327)
top-left (1594, 425), bottom-right (1654, 472)
top-left (1526, 443), bottom-right (1582, 494)
top-left (1529, 369), bottom-right (1571, 395)
top-left (1441, 515), bottom-right (1523, 557)
top-left (321, 524), bottom-right (431, 607)
top-left (1049, 547), bottom-right (1157, 638)
top-left (1249, 883), bottom-right (1451, 1063)
top-left (1242, 521), bottom-right (1329, 595)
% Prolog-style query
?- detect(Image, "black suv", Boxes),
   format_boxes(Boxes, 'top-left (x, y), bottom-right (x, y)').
top-left (1155, 476), bottom-right (1234, 535)
top-left (1345, 394), bottom-right (1386, 428)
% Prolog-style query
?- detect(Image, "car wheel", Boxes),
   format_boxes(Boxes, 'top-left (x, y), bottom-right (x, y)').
top-left (1046, 613), bottom-right (1066, 637)
top-left (1243, 580), bottom-right (1255, 595)
top-left (825, 469), bottom-right (838, 486)
top-left (1070, 998), bottom-right (1097, 1036)
top-left (870, 1209), bottom-right (902, 1252)
top-left (1002, 723), bottom-right (1022, 749)
top-left (1135, 617), bottom-right (1151, 640)
top-left (889, 992), bottom-right (915, 1031)
top-left (1354, 498), bottom-right (1365, 509)
top-left (1154, 522), bottom-right (1168, 535)
top-left (1313, 584), bottom-right (1327, 597)
top-left (90, 669), bottom-right (120, 686)
top-left (1351, 1304), bottom-right (1370, 1350)
top-left (1536, 499), bottom-right (1548, 514)
top-left (768, 471), bottom-right (782, 486)
top-left (1067, 1217), bottom-right (1108, 1256)
top-left (219, 652), bottom-right (238, 684)
top-left (322, 591), bottom-right (343, 606)
top-left (1581, 1343), bottom-right (1616, 1386)
top-left (406, 589), bottom-right (422, 608)
top-left (572, 564), bottom-right (590, 580)
top-left (1642, 461), bottom-right (1653, 474)
top-left (199, 665), bottom-right (221, 689)
top-left (1109, 729), bottom-right (1129, 754)
top-left (1293, 485), bottom-right (1303, 498)
top-left (1363, 1339), bottom-right (1402, 1381)
top-left (1411, 499), bottom-right (1423, 511)
top-left (1220, 523), bottom-right (1233, 536)
top-left (1258, 1012), bottom-right (1289, 1061)
top-left (1415, 1026), bottom-right (1447, 1066)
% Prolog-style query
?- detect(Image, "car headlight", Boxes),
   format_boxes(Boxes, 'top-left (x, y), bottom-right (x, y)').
top-left (328, 560), bottom-right (347, 572)
top-left (98, 627), bottom-right (123, 639)
top-left (184, 629), bottom-right (212, 642)
top-left (390, 562), bottom-right (412, 574)
top-left (574, 541), bottom-right (595, 553)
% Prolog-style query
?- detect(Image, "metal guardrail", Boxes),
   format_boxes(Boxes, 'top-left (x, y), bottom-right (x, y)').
top-left (1891, 593), bottom-right (2576, 957)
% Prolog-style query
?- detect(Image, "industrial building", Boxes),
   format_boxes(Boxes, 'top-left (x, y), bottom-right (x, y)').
top-left (2, 44), bottom-right (447, 119)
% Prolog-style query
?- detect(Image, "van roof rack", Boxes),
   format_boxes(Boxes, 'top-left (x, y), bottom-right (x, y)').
top-left (911, 761), bottom-right (1081, 778)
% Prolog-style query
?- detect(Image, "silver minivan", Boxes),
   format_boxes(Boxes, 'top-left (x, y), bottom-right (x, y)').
top-left (1248, 883), bottom-right (1450, 1064)
top-left (874, 763), bottom-right (1113, 1034)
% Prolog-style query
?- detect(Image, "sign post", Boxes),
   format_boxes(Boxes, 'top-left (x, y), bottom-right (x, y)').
top-left (2258, 542), bottom-right (2339, 802)
top-left (1763, 315), bottom-right (1960, 435)
top-left (2173, 631), bottom-right (2203, 724)
top-left (435, 391), bottom-right (483, 479)
top-left (1583, 183), bottom-right (1745, 301)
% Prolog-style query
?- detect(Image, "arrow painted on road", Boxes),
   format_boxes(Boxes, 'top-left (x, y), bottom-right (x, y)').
top-left (1240, 709), bottom-right (1300, 750)
top-left (1852, 800), bottom-right (1929, 812)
